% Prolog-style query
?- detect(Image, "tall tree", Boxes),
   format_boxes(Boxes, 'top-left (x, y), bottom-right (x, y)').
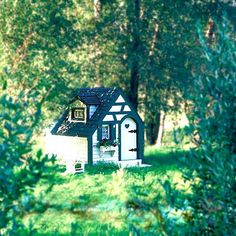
top-left (140, 0), bottom-right (199, 145)
top-left (0, 0), bottom-right (82, 121)
top-left (141, 0), bottom-right (236, 145)
top-left (127, 0), bottom-right (141, 110)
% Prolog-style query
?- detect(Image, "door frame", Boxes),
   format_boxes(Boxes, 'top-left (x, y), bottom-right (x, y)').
top-left (118, 115), bottom-right (142, 161)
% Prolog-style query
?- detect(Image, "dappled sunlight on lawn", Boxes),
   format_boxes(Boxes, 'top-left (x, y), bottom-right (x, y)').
top-left (24, 146), bottom-right (189, 235)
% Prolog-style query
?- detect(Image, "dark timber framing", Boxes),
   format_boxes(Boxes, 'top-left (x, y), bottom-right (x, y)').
top-left (87, 136), bottom-right (93, 165)
top-left (51, 88), bottom-right (144, 165)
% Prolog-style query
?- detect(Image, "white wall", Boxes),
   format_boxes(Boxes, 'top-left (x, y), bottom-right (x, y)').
top-left (45, 134), bottom-right (88, 163)
top-left (92, 129), bottom-right (119, 163)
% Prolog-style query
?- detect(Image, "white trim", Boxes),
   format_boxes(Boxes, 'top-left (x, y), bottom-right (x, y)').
top-left (109, 105), bottom-right (122, 112)
top-left (118, 159), bottom-right (142, 168)
top-left (115, 114), bottom-right (126, 121)
top-left (123, 105), bottom-right (131, 112)
top-left (102, 124), bottom-right (110, 140)
top-left (68, 108), bottom-right (87, 123)
top-left (103, 115), bottom-right (114, 121)
top-left (115, 95), bottom-right (125, 103)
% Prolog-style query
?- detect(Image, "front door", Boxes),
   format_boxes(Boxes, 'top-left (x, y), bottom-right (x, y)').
top-left (120, 117), bottom-right (137, 160)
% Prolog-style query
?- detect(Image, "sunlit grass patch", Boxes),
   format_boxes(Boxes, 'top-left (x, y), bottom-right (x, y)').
top-left (24, 146), bottom-right (189, 235)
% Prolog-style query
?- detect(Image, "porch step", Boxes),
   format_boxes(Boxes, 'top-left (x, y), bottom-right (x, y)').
top-left (118, 159), bottom-right (142, 168)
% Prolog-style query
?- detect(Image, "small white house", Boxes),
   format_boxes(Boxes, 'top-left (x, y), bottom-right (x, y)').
top-left (47, 88), bottom-right (144, 171)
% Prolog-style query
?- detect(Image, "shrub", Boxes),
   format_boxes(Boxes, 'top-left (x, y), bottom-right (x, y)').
top-left (183, 18), bottom-right (236, 235)
top-left (98, 139), bottom-right (119, 148)
top-left (87, 161), bottom-right (120, 174)
top-left (0, 81), bottom-right (56, 234)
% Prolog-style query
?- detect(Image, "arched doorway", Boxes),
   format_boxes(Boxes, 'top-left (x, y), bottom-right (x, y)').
top-left (120, 117), bottom-right (137, 160)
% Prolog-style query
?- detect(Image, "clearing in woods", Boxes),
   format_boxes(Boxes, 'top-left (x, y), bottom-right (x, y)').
top-left (23, 147), bottom-right (188, 235)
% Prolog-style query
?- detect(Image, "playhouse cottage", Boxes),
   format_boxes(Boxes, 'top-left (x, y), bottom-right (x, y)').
top-left (48, 88), bottom-right (144, 172)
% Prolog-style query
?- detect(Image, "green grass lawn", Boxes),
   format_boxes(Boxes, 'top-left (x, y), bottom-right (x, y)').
top-left (23, 147), bottom-right (188, 236)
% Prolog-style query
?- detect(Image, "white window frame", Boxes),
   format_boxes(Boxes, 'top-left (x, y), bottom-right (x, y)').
top-left (74, 109), bottom-right (83, 119)
top-left (70, 107), bottom-right (86, 122)
top-left (102, 125), bottom-right (110, 140)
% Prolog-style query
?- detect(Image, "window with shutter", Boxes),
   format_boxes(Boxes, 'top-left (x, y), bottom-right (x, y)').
top-left (102, 125), bottom-right (110, 140)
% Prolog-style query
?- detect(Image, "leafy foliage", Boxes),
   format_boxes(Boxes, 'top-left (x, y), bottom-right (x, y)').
top-left (123, 15), bottom-right (236, 236)
top-left (0, 0), bottom-right (83, 121)
top-left (86, 161), bottom-right (119, 174)
top-left (0, 78), bottom-right (56, 234)
top-left (0, 1), bottom-right (235, 235)
top-left (98, 138), bottom-right (119, 148)
top-left (184, 18), bottom-right (236, 235)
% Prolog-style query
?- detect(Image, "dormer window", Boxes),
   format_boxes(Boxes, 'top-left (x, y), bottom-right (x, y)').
top-left (89, 105), bottom-right (98, 118)
top-left (71, 108), bottom-right (85, 122)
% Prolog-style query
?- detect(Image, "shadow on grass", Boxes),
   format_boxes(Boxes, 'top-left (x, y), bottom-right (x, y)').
top-left (44, 147), bottom-right (189, 179)
top-left (85, 161), bottom-right (119, 175)
top-left (84, 146), bottom-right (189, 176)
top-left (143, 147), bottom-right (188, 172)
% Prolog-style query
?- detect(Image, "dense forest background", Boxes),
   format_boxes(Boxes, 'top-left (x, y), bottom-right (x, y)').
top-left (0, 0), bottom-right (235, 235)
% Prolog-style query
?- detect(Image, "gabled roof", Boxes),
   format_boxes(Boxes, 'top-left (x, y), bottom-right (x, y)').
top-left (51, 88), bottom-right (121, 137)
top-left (78, 95), bottom-right (100, 105)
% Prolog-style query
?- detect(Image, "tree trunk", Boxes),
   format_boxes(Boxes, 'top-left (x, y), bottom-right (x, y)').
top-left (129, 61), bottom-right (139, 110)
top-left (94, 0), bottom-right (101, 18)
top-left (128, 0), bottom-right (141, 111)
top-left (93, 0), bottom-right (101, 85)
top-left (143, 23), bottom-right (159, 145)
top-left (145, 111), bottom-right (161, 145)
top-left (156, 111), bottom-right (166, 147)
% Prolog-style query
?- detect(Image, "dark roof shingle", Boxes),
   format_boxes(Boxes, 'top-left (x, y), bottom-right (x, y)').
top-left (51, 88), bottom-right (121, 137)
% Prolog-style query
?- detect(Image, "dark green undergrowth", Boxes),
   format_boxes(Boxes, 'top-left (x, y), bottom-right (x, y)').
top-left (85, 161), bottom-right (120, 175)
